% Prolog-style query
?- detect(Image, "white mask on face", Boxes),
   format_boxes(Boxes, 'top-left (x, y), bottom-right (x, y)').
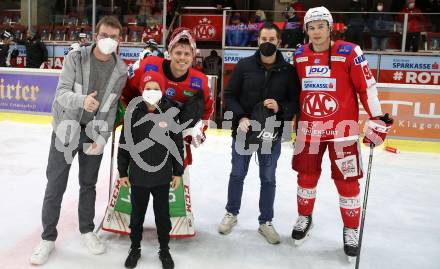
top-left (408, 3), bottom-right (415, 9)
top-left (97, 37), bottom-right (118, 55)
top-left (377, 5), bottom-right (384, 11)
top-left (142, 90), bottom-right (162, 105)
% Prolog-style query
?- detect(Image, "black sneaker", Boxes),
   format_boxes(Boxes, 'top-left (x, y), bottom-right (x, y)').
top-left (343, 227), bottom-right (359, 257)
top-left (291, 215), bottom-right (313, 243)
top-left (158, 248), bottom-right (174, 269)
top-left (124, 248), bottom-right (141, 268)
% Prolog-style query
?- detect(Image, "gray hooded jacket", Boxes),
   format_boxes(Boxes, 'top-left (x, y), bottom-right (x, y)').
top-left (51, 44), bottom-right (127, 145)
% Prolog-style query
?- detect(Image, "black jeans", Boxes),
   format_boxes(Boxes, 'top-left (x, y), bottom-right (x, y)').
top-left (129, 184), bottom-right (171, 250)
top-left (406, 33), bottom-right (420, 52)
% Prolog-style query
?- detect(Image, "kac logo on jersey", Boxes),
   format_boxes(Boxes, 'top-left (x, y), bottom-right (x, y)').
top-left (302, 78), bottom-right (337, 91)
top-left (336, 44), bottom-right (352, 55)
top-left (302, 92), bottom-right (339, 118)
top-left (190, 77), bottom-right (202, 90)
top-left (144, 64), bottom-right (158, 72)
top-left (166, 88), bottom-right (176, 97)
top-left (306, 66), bottom-right (330, 77)
top-left (354, 55), bottom-right (366, 65)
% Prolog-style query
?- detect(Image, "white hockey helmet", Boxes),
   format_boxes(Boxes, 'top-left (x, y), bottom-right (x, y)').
top-left (303, 6), bottom-right (333, 31)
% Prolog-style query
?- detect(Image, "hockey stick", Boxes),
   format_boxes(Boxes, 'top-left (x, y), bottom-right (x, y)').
top-left (355, 144), bottom-right (374, 269)
top-left (95, 131), bottom-right (116, 233)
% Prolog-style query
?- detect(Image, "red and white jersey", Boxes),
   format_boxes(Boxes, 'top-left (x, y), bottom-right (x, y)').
top-left (294, 40), bottom-right (382, 141)
top-left (123, 56), bottom-right (213, 120)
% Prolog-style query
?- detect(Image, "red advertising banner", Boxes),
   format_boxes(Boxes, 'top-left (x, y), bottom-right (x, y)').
top-left (378, 55), bottom-right (440, 85)
top-left (181, 15), bottom-right (223, 42)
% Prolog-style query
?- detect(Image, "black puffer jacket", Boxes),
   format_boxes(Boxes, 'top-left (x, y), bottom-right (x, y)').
top-left (117, 97), bottom-right (184, 188)
top-left (223, 50), bottom-right (300, 137)
top-left (16, 36), bottom-right (48, 68)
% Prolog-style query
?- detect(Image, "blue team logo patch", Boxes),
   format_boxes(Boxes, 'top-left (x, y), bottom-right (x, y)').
top-left (144, 64), bottom-right (159, 72)
top-left (354, 55), bottom-right (366, 65)
top-left (336, 44), bottom-right (353, 55)
top-left (314, 58), bottom-right (320, 64)
top-left (165, 88), bottom-right (176, 97)
top-left (294, 46), bottom-right (304, 56)
top-left (190, 77), bottom-right (202, 90)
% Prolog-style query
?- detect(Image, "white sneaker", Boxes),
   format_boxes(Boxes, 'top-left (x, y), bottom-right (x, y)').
top-left (30, 240), bottom-right (55, 265)
top-left (258, 221), bottom-right (281, 244)
top-left (218, 212), bottom-right (237, 235)
top-left (81, 232), bottom-right (105, 255)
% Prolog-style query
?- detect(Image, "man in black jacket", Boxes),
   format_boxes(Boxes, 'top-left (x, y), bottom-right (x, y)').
top-left (15, 28), bottom-right (48, 68)
top-left (0, 30), bottom-right (13, 67)
top-left (218, 23), bottom-right (300, 244)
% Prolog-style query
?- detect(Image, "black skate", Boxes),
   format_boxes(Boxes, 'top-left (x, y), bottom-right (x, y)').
top-left (343, 227), bottom-right (359, 262)
top-left (291, 215), bottom-right (313, 246)
top-left (159, 248), bottom-right (174, 269)
top-left (125, 247), bottom-right (141, 268)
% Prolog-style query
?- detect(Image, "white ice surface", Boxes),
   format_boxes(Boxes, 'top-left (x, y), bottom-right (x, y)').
top-left (0, 121), bottom-right (439, 269)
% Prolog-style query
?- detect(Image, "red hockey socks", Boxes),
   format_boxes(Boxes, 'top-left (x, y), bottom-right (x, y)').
top-left (334, 179), bottom-right (361, 228)
top-left (297, 173), bottom-right (320, 216)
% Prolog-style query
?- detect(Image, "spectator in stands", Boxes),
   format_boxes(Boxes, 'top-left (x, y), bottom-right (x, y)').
top-left (344, 0), bottom-right (367, 48)
top-left (282, 6), bottom-right (304, 48)
top-left (369, 1), bottom-right (393, 50)
top-left (249, 10), bottom-right (268, 47)
top-left (398, 0), bottom-right (425, 52)
top-left (213, 0), bottom-right (236, 10)
top-left (0, 30), bottom-right (14, 67)
top-left (226, 13), bottom-right (250, 47)
top-left (15, 27), bottom-right (48, 68)
top-left (203, 50), bottom-right (223, 120)
top-left (290, 0), bottom-right (306, 21)
top-left (424, 0), bottom-right (440, 31)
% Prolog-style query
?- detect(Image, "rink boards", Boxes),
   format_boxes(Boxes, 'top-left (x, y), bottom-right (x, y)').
top-left (0, 67), bottom-right (439, 153)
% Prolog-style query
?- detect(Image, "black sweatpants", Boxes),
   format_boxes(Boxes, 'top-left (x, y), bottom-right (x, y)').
top-left (129, 184), bottom-right (171, 250)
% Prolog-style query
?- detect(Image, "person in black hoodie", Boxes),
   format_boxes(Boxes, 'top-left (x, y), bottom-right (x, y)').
top-left (218, 23), bottom-right (300, 244)
top-left (118, 71), bottom-right (183, 269)
top-left (15, 27), bottom-right (48, 68)
top-left (344, 0), bottom-right (367, 47)
top-left (368, 1), bottom-right (393, 50)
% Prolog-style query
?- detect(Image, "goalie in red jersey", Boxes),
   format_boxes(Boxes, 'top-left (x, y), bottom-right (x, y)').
top-left (120, 27), bottom-right (213, 238)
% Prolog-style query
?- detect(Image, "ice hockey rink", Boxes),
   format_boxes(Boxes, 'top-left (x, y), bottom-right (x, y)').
top-left (0, 120), bottom-right (439, 269)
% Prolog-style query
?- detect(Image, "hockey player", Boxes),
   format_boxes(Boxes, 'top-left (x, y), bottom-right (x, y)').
top-left (122, 27), bottom-right (213, 237)
top-left (291, 6), bottom-right (393, 259)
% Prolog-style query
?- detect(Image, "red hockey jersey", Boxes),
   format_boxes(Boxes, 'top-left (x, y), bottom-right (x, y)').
top-left (294, 40), bottom-right (382, 142)
top-left (123, 56), bottom-right (213, 120)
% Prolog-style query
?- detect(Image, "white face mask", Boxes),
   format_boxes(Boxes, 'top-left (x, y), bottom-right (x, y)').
top-left (97, 37), bottom-right (118, 55)
top-left (408, 3), bottom-right (415, 9)
top-left (377, 5), bottom-right (384, 11)
top-left (142, 90), bottom-right (162, 105)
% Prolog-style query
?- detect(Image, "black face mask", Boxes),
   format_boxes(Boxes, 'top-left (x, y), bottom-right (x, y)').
top-left (259, 42), bottom-right (277, 57)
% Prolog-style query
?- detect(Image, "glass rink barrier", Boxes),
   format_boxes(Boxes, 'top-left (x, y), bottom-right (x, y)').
top-left (223, 10), bottom-right (440, 53)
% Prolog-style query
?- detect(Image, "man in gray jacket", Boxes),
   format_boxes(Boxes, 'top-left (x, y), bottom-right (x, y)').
top-left (30, 16), bottom-right (128, 265)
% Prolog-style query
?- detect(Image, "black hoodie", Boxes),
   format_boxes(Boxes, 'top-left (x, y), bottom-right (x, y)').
top-left (117, 97), bottom-right (184, 188)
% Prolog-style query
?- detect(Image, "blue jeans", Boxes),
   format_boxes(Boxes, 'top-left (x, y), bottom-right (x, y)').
top-left (225, 138), bottom-right (282, 224)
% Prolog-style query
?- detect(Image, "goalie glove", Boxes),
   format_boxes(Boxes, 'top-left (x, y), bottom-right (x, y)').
top-left (363, 113), bottom-right (393, 147)
top-left (183, 120), bottom-right (208, 148)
